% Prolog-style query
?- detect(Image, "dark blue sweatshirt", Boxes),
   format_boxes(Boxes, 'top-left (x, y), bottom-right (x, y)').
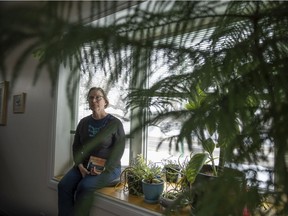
top-left (72, 114), bottom-right (126, 172)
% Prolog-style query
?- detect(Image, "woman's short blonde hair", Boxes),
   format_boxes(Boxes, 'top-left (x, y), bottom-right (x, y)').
top-left (87, 87), bottom-right (109, 108)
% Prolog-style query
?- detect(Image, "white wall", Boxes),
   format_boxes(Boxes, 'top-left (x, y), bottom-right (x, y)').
top-left (0, 2), bottom-right (141, 215)
top-left (0, 42), bottom-right (58, 215)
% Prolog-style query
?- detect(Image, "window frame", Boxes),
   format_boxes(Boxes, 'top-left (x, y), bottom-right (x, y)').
top-left (48, 2), bottom-right (275, 192)
top-left (47, 6), bottom-right (229, 186)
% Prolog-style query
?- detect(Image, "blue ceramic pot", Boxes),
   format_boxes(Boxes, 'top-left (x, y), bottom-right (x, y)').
top-left (142, 179), bottom-right (164, 204)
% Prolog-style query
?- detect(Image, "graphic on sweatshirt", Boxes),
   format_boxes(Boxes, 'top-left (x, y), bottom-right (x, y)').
top-left (88, 125), bottom-right (100, 137)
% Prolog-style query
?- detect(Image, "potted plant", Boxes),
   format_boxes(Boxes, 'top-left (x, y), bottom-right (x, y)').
top-left (190, 138), bottom-right (248, 215)
top-left (141, 160), bottom-right (164, 204)
top-left (159, 189), bottom-right (189, 212)
top-left (160, 153), bottom-right (208, 212)
top-left (162, 159), bottom-right (181, 183)
top-left (116, 154), bottom-right (147, 196)
top-left (191, 165), bottom-right (248, 216)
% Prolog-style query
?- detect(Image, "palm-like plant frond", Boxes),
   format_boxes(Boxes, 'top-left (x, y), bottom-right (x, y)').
top-left (1, 1), bottom-right (288, 215)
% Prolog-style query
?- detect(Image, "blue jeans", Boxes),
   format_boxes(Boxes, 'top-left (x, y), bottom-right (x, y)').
top-left (58, 166), bottom-right (121, 216)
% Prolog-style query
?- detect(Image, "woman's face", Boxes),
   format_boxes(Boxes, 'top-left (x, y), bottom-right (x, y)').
top-left (88, 89), bottom-right (107, 112)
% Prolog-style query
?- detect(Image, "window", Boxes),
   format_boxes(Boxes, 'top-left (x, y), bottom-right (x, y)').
top-left (77, 47), bottom-right (131, 166)
top-left (50, 2), bottom-right (274, 193)
top-left (74, 28), bottom-right (218, 168)
top-left (146, 29), bottom-right (216, 165)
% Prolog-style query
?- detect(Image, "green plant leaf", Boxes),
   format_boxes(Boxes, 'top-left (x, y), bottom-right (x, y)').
top-left (202, 138), bottom-right (215, 156)
top-left (186, 153), bottom-right (208, 184)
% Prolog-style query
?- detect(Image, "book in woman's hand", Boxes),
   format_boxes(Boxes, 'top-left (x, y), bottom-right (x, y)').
top-left (87, 156), bottom-right (106, 175)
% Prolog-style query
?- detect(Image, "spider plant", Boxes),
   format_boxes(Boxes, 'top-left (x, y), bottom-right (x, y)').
top-left (117, 154), bottom-right (147, 196)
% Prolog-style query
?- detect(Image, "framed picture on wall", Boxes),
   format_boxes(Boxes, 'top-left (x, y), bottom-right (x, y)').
top-left (0, 81), bottom-right (9, 125)
top-left (13, 93), bottom-right (26, 113)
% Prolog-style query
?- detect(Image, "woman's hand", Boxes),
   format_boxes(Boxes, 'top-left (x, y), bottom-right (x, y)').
top-left (78, 163), bottom-right (89, 177)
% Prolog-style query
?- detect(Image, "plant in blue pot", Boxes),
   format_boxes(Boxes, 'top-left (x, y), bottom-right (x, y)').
top-left (142, 161), bottom-right (164, 204)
